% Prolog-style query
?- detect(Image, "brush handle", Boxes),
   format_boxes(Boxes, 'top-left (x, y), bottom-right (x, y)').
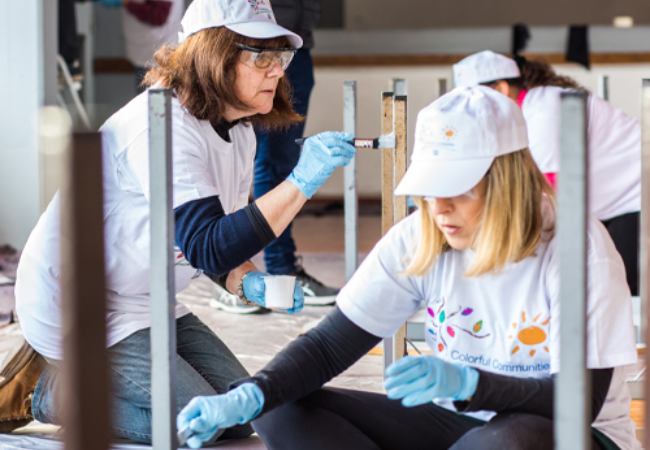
top-left (295, 137), bottom-right (379, 148)
top-left (177, 427), bottom-right (194, 446)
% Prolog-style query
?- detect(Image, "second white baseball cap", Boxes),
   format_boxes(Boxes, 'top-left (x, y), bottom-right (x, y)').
top-left (453, 50), bottom-right (520, 88)
top-left (395, 85), bottom-right (528, 198)
top-left (178, 0), bottom-right (303, 48)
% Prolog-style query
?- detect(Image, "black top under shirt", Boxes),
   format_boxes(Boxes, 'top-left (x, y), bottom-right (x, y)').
top-left (172, 119), bottom-right (275, 283)
top-left (213, 119), bottom-right (240, 143)
top-left (232, 306), bottom-right (613, 422)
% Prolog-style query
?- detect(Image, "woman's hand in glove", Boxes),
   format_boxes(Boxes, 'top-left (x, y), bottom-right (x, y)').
top-left (384, 355), bottom-right (479, 406)
top-left (286, 132), bottom-right (356, 199)
top-left (177, 383), bottom-right (265, 449)
top-left (243, 270), bottom-right (304, 314)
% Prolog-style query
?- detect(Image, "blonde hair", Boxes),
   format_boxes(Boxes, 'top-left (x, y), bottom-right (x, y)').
top-left (404, 148), bottom-right (555, 277)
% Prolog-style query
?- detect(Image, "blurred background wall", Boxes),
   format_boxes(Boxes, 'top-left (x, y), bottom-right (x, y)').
top-left (2, 0), bottom-right (650, 248)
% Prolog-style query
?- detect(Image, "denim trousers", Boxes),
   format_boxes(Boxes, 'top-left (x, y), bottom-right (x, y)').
top-left (254, 48), bottom-right (315, 275)
top-left (31, 313), bottom-right (253, 444)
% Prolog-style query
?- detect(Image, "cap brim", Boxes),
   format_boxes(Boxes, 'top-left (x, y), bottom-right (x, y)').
top-left (395, 156), bottom-right (494, 198)
top-left (226, 22), bottom-right (303, 49)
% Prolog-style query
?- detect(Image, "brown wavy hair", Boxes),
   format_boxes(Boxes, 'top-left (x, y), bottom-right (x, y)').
top-left (484, 57), bottom-right (584, 91)
top-left (143, 27), bottom-right (302, 130)
top-left (516, 58), bottom-right (583, 90)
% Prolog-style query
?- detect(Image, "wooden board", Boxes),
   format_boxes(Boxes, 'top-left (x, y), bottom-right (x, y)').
top-left (381, 92), bottom-right (394, 236)
top-left (393, 96), bottom-right (408, 224)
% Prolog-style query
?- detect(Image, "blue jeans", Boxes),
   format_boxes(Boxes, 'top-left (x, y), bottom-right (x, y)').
top-left (32, 313), bottom-right (253, 444)
top-left (254, 48), bottom-right (315, 275)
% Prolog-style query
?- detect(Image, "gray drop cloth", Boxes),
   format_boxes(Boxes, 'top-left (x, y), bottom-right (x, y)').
top-left (0, 253), bottom-right (383, 449)
top-left (0, 433), bottom-right (266, 449)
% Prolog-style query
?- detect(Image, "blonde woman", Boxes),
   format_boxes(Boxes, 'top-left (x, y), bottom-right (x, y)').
top-left (454, 51), bottom-right (640, 297)
top-left (177, 86), bottom-right (638, 450)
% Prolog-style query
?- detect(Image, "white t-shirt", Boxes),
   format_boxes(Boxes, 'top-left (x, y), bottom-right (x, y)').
top-left (122, 0), bottom-right (184, 68)
top-left (16, 92), bottom-right (256, 360)
top-left (522, 86), bottom-right (641, 220)
top-left (337, 198), bottom-right (639, 450)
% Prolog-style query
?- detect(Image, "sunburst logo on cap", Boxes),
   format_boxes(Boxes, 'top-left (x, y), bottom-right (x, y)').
top-left (442, 126), bottom-right (458, 141)
top-left (248, 0), bottom-right (273, 19)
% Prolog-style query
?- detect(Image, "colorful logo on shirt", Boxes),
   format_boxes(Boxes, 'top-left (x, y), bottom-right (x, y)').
top-left (175, 249), bottom-right (203, 278)
top-left (248, 0), bottom-right (273, 19)
top-left (508, 311), bottom-right (550, 357)
top-left (175, 251), bottom-right (189, 266)
top-left (427, 297), bottom-right (490, 354)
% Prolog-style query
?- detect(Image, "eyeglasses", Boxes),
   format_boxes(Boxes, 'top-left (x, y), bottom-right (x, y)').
top-left (235, 43), bottom-right (297, 71)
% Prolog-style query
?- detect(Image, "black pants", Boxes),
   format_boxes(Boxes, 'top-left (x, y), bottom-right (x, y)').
top-left (59, 0), bottom-right (79, 66)
top-left (253, 387), bottom-right (606, 450)
top-left (602, 212), bottom-right (639, 296)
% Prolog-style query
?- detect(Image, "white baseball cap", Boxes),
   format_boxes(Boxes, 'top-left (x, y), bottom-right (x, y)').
top-left (178, 0), bottom-right (303, 48)
top-left (453, 50), bottom-right (520, 88)
top-left (395, 85), bottom-right (528, 198)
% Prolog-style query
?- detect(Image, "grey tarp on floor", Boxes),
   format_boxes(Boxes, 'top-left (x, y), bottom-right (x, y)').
top-left (0, 253), bottom-right (383, 449)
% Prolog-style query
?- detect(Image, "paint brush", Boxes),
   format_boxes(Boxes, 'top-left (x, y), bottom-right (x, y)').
top-left (295, 132), bottom-right (395, 149)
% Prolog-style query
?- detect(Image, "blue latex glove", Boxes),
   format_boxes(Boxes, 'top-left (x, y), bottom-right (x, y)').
top-left (243, 270), bottom-right (304, 314)
top-left (177, 383), bottom-right (264, 449)
top-left (287, 131), bottom-right (356, 199)
top-left (95, 0), bottom-right (123, 8)
top-left (384, 355), bottom-right (479, 407)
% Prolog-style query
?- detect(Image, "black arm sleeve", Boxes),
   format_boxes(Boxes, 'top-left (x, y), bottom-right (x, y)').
top-left (174, 195), bottom-right (276, 276)
top-left (245, 202), bottom-right (276, 246)
top-left (230, 306), bottom-right (382, 414)
top-left (454, 367), bottom-right (613, 421)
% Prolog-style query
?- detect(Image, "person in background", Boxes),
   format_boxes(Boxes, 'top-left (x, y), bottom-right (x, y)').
top-left (210, 0), bottom-right (335, 314)
top-left (96, 0), bottom-right (184, 93)
top-left (176, 86), bottom-right (639, 450)
top-left (2, 0), bottom-right (355, 443)
top-left (59, 0), bottom-right (82, 78)
top-left (453, 50), bottom-right (641, 297)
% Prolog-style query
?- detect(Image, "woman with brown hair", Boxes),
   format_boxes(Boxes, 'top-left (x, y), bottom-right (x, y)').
top-left (176, 87), bottom-right (638, 450)
top-left (453, 51), bottom-right (640, 297)
top-left (7, 0), bottom-right (355, 444)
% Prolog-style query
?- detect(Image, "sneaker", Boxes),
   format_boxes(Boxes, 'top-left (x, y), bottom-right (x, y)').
top-left (208, 285), bottom-right (270, 315)
top-left (293, 257), bottom-right (339, 306)
top-left (0, 338), bottom-right (47, 433)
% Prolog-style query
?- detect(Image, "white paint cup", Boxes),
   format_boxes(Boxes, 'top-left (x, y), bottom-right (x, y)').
top-left (263, 275), bottom-right (296, 309)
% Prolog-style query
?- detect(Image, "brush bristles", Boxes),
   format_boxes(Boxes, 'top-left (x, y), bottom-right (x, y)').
top-left (377, 132), bottom-right (396, 149)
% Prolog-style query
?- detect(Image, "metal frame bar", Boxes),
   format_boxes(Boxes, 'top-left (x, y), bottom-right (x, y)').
top-left (341, 81), bottom-right (409, 370)
top-left (344, 81), bottom-right (359, 281)
top-left (598, 75), bottom-right (609, 102)
top-left (392, 78), bottom-right (407, 96)
top-left (60, 131), bottom-right (110, 450)
top-left (438, 78), bottom-right (448, 97)
top-left (554, 91), bottom-right (590, 450)
top-left (642, 79), bottom-right (650, 449)
top-left (149, 89), bottom-right (177, 450)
